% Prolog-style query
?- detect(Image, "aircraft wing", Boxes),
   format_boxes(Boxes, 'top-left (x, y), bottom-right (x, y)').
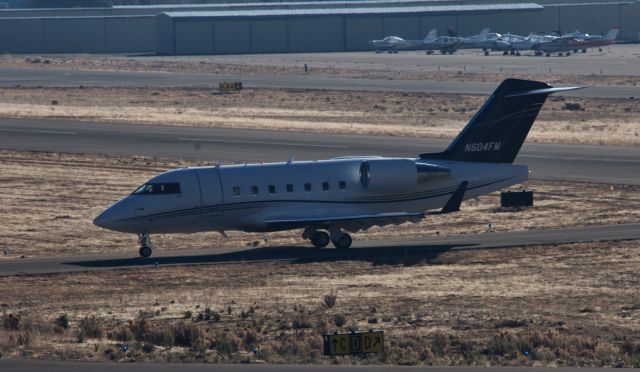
top-left (264, 211), bottom-right (426, 232)
top-left (265, 181), bottom-right (468, 232)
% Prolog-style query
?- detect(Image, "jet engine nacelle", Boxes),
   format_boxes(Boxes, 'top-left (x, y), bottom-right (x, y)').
top-left (359, 159), bottom-right (417, 193)
top-left (359, 159), bottom-right (451, 193)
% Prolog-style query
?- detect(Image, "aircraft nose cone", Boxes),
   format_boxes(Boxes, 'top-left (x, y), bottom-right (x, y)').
top-left (93, 209), bottom-right (116, 230)
top-left (93, 212), bottom-right (108, 229)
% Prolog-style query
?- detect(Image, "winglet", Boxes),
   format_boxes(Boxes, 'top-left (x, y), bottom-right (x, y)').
top-left (440, 181), bottom-right (468, 213)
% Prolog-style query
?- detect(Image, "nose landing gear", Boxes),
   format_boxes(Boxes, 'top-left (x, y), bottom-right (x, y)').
top-left (138, 233), bottom-right (153, 258)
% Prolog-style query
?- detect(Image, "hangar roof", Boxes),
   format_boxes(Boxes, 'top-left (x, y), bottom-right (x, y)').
top-left (116, 0), bottom-right (462, 9)
top-left (161, 3), bottom-right (543, 18)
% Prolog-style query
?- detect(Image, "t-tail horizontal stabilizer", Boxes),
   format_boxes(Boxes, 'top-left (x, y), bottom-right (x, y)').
top-left (420, 79), bottom-right (582, 164)
top-left (433, 181), bottom-right (468, 215)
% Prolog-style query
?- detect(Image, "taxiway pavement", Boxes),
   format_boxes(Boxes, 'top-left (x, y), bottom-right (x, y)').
top-left (142, 46), bottom-right (640, 76)
top-left (0, 359), bottom-right (626, 372)
top-left (1, 118), bottom-right (639, 185)
top-left (0, 68), bottom-right (637, 98)
top-left (1, 223), bottom-right (638, 277)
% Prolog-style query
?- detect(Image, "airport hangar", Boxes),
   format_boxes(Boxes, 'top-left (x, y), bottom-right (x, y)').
top-left (0, 0), bottom-right (639, 55)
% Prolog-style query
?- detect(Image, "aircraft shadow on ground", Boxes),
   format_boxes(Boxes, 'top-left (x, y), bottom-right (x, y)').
top-left (64, 243), bottom-right (476, 269)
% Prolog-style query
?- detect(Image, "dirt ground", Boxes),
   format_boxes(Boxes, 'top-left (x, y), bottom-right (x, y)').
top-left (1, 239), bottom-right (639, 366)
top-left (1, 150), bottom-right (639, 259)
top-left (0, 86), bottom-right (638, 146)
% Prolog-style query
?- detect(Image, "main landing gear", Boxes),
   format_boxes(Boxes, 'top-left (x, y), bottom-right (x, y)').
top-left (332, 233), bottom-right (352, 250)
top-left (303, 228), bottom-right (352, 250)
top-left (137, 233), bottom-right (153, 258)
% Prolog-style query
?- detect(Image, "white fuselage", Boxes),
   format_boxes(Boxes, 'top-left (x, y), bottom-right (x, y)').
top-left (94, 157), bottom-right (527, 235)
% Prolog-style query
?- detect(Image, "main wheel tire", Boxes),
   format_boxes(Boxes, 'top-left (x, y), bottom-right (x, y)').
top-left (332, 233), bottom-right (352, 250)
top-left (310, 231), bottom-right (330, 248)
top-left (139, 246), bottom-right (152, 258)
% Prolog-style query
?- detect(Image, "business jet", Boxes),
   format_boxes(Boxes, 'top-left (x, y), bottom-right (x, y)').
top-left (94, 79), bottom-right (578, 257)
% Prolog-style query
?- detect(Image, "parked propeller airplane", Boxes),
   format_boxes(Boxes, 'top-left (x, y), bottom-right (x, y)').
top-left (534, 28), bottom-right (619, 56)
top-left (94, 79), bottom-right (579, 257)
top-left (369, 29), bottom-right (437, 53)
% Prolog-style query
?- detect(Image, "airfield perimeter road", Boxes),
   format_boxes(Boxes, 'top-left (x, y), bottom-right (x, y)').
top-left (0, 67), bottom-right (639, 98)
top-left (0, 359), bottom-right (627, 372)
top-left (1, 117), bottom-right (639, 185)
top-left (1, 223), bottom-right (639, 277)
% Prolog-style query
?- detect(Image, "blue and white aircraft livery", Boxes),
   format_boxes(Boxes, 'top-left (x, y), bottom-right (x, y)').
top-left (94, 79), bottom-right (579, 257)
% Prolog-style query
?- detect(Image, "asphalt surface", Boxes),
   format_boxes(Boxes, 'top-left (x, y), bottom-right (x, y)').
top-left (0, 359), bottom-right (622, 372)
top-left (134, 45), bottom-right (640, 77)
top-left (1, 117), bottom-right (639, 185)
top-left (1, 67), bottom-right (638, 98)
top-left (1, 223), bottom-right (638, 277)
top-left (0, 359), bottom-right (628, 372)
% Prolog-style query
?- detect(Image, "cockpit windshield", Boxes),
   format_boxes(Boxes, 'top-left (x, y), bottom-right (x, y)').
top-left (132, 183), bottom-right (181, 195)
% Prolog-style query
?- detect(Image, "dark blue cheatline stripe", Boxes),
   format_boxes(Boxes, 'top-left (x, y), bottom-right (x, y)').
top-left (121, 176), bottom-right (517, 223)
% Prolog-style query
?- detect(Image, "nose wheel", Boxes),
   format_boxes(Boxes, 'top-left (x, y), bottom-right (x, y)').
top-left (137, 233), bottom-right (153, 258)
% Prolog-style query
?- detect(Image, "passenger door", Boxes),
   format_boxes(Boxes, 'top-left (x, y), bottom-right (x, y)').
top-left (196, 168), bottom-right (224, 216)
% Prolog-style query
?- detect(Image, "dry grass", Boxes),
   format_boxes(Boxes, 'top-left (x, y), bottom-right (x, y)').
top-left (1, 150), bottom-right (639, 259)
top-left (0, 87), bottom-right (639, 146)
top-left (1, 240), bottom-right (639, 365)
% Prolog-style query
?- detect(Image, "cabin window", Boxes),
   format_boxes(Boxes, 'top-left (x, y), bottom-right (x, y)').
top-left (133, 182), bottom-right (181, 195)
top-left (232, 186), bottom-right (241, 196)
top-left (322, 182), bottom-right (329, 191)
top-left (304, 183), bottom-right (311, 192)
top-left (251, 186), bottom-right (259, 195)
top-left (339, 181), bottom-right (346, 190)
top-left (268, 185), bottom-right (276, 194)
top-left (286, 184), bottom-right (294, 193)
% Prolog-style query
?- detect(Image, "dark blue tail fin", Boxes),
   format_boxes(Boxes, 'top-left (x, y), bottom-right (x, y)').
top-left (420, 79), bottom-right (579, 163)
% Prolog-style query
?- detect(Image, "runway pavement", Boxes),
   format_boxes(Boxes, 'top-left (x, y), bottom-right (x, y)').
top-left (1, 117), bottom-right (639, 185)
top-left (0, 67), bottom-right (637, 98)
top-left (0, 359), bottom-right (623, 372)
top-left (1, 223), bottom-right (638, 276)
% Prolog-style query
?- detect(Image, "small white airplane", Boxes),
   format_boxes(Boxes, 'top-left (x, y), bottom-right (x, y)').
top-left (456, 28), bottom-right (491, 49)
top-left (94, 79), bottom-right (579, 257)
top-left (369, 29), bottom-right (437, 53)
